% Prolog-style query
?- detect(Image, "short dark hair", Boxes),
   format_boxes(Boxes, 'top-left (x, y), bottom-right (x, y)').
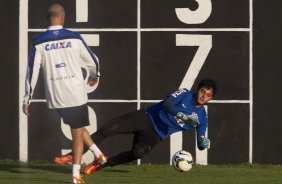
top-left (197, 79), bottom-right (217, 96)
top-left (46, 4), bottom-right (65, 21)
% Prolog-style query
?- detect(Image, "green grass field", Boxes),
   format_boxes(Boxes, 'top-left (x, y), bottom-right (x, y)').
top-left (0, 160), bottom-right (282, 184)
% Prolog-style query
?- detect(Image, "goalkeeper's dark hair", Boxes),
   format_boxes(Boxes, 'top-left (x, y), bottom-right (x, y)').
top-left (197, 79), bottom-right (217, 96)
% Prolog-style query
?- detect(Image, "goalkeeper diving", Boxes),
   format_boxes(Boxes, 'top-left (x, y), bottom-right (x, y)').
top-left (54, 79), bottom-right (217, 174)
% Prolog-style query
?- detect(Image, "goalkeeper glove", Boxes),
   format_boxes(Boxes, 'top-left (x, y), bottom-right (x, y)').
top-left (200, 136), bottom-right (211, 149)
top-left (176, 112), bottom-right (200, 127)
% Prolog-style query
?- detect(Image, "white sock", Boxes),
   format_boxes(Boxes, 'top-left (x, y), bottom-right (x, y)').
top-left (72, 164), bottom-right (81, 178)
top-left (89, 144), bottom-right (103, 158)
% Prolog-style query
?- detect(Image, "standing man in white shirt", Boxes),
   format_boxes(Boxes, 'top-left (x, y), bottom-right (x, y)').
top-left (22, 4), bottom-right (106, 184)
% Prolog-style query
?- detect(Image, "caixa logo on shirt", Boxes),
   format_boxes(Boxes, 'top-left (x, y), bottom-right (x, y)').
top-left (45, 41), bottom-right (72, 51)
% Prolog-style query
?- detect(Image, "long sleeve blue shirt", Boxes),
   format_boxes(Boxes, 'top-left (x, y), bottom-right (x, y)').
top-left (145, 89), bottom-right (208, 149)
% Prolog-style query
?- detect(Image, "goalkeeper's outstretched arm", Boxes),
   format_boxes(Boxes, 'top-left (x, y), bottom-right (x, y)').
top-left (197, 134), bottom-right (211, 150)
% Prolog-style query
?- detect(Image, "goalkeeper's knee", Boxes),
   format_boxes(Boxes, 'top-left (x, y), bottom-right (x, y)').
top-left (132, 146), bottom-right (150, 159)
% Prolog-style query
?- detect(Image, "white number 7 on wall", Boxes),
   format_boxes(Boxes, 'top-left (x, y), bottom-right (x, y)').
top-left (176, 34), bottom-right (212, 90)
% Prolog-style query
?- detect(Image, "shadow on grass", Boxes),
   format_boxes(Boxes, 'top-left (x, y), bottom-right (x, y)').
top-left (0, 161), bottom-right (135, 183)
top-left (0, 177), bottom-right (69, 184)
top-left (0, 162), bottom-right (133, 175)
top-left (0, 162), bottom-right (71, 174)
top-left (0, 163), bottom-right (71, 183)
top-left (102, 168), bottom-right (131, 173)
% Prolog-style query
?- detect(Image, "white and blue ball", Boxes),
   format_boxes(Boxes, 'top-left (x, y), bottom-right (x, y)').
top-left (172, 150), bottom-right (193, 172)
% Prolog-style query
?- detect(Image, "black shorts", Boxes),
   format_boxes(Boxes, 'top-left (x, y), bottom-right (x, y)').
top-left (56, 104), bottom-right (89, 129)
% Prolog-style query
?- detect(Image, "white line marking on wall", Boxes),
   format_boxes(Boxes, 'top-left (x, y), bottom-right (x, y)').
top-left (31, 99), bottom-right (249, 103)
top-left (137, 0), bottom-right (141, 166)
top-left (76, 0), bottom-right (88, 22)
top-left (249, 0), bottom-right (254, 164)
top-left (28, 28), bottom-right (250, 32)
top-left (81, 34), bottom-right (99, 46)
top-left (19, 0), bottom-right (29, 162)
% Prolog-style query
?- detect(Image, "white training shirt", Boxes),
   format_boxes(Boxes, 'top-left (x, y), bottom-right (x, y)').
top-left (23, 26), bottom-right (100, 109)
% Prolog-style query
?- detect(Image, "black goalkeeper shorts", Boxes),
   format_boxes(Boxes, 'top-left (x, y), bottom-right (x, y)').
top-left (56, 104), bottom-right (89, 129)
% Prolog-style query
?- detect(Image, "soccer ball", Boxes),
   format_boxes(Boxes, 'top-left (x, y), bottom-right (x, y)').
top-left (172, 150), bottom-right (193, 172)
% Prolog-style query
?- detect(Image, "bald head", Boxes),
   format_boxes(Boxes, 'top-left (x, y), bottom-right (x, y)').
top-left (47, 4), bottom-right (65, 26)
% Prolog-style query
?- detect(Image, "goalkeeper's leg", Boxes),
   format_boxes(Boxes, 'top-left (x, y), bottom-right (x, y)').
top-left (55, 109), bottom-right (156, 165)
top-left (107, 144), bottom-right (150, 167)
top-left (107, 127), bottom-right (161, 167)
top-left (83, 143), bottom-right (150, 175)
top-left (84, 130), bottom-right (161, 175)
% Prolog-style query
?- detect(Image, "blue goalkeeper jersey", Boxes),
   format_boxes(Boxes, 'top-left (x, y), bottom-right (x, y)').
top-left (145, 89), bottom-right (207, 141)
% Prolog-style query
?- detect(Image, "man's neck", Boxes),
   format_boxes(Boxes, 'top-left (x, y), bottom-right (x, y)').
top-left (48, 25), bottom-right (63, 30)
